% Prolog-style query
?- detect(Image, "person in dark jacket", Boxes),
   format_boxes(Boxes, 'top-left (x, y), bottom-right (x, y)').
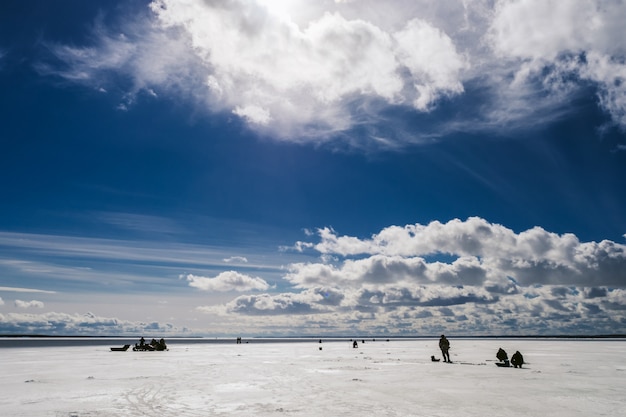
top-left (158, 338), bottom-right (167, 351)
top-left (511, 351), bottom-right (524, 368)
top-left (496, 347), bottom-right (510, 366)
top-left (439, 335), bottom-right (451, 362)
top-left (496, 348), bottom-right (509, 366)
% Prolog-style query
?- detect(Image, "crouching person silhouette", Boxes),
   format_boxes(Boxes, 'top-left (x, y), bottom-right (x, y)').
top-left (511, 351), bottom-right (524, 368)
top-left (496, 347), bottom-right (510, 367)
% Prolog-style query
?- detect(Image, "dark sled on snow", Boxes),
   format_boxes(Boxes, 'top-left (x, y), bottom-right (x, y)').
top-left (110, 344), bottom-right (130, 352)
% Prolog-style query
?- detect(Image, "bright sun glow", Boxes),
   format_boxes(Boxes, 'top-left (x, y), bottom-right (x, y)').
top-left (256, 0), bottom-right (298, 21)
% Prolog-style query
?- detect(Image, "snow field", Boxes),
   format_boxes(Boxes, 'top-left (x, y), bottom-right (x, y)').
top-left (1, 339), bottom-right (624, 416)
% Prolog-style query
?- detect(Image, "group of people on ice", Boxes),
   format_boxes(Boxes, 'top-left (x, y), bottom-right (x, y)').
top-left (436, 335), bottom-right (525, 368)
top-left (496, 347), bottom-right (524, 368)
top-left (134, 337), bottom-right (168, 351)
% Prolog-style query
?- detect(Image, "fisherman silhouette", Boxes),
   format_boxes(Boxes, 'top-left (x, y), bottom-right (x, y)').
top-left (496, 348), bottom-right (510, 367)
top-left (511, 351), bottom-right (524, 368)
top-left (439, 335), bottom-right (451, 362)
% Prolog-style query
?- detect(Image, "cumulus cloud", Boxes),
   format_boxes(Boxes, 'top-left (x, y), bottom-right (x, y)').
top-left (225, 293), bottom-right (319, 316)
top-left (190, 217), bottom-right (626, 335)
top-left (0, 311), bottom-right (182, 336)
top-left (185, 271), bottom-right (270, 292)
top-left (284, 255), bottom-right (490, 289)
top-left (4, 215), bottom-right (623, 334)
top-left (195, 285), bottom-right (626, 336)
top-left (14, 300), bottom-right (45, 309)
top-left (199, 286), bottom-right (345, 317)
top-left (146, 0), bottom-right (467, 137)
top-left (37, 0), bottom-right (626, 147)
top-left (487, 0), bottom-right (626, 128)
top-left (296, 217), bottom-right (626, 287)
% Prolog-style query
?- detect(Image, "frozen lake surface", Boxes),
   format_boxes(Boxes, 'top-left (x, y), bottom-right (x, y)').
top-left (1, 338), bottom-right (624, 416)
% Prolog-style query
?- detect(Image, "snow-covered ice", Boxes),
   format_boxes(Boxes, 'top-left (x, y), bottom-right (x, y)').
top-left (1, 338), bottom-right (624, 416)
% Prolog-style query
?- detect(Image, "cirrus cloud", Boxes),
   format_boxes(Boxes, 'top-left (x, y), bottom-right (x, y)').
top-left (223, 256), bottom-right (249, 263)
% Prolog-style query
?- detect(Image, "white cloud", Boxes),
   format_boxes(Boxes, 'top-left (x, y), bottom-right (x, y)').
top-left (394, 18), bottom-right (466, 110)
top-left (0, 311), bottom-right (183, 336)
top-left (295, 217), bottom-right (626, 287)
top-left (2, 217), bottom-right (626, 335)
top-left (185, 271), bottom-right (270, 292)
top-left (0, 286), bottom-right (57, 294)
top-left (0, 230), bottom-right (284, 289)
top-left (211, 216), bottom-right (620, 334)
top-left (38, 11), bottom-right (206, 104)
top-left (38, 0), bottom-right (626, 146)
top-left (209, 286), bottom-right (346, 316)
top-left (14, 300), bottom-right (45, 309)
top-left (490, 0), bottom-right (595, 61)
top-left (194, 284), bottom-right (626, 335)
top-left (225, 292), bottom-right (320, 315)
top-left (580, 51), bottom-right (626, 127)
top-left (487, 0), bottom-right (626, 127)
top-left (223, 256), bottom-right (248, 263)
top-left (489, 0), bottom-right (626, 60)
top-left (184, 217), bottom-right (626, 335)
top-left (41, 0), bottom-right (469, 144)
top-left (233, 105), bottom-right (272, 125)
top-left (148, 0), bottom-right (468, 137)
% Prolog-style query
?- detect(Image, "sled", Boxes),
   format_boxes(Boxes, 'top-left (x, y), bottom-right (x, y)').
top-left (110, 344), bottom-right (130, 352)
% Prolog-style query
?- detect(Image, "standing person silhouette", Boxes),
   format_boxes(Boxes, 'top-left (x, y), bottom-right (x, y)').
top-left (439, 335), bottom-right (451, 363)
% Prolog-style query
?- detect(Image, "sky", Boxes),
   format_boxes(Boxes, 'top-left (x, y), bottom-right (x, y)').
top-left (0, 0), bottom-right (625, 337)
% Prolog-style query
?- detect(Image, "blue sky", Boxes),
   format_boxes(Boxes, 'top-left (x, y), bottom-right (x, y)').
top-left (1, 0), bottom-right (625, 337)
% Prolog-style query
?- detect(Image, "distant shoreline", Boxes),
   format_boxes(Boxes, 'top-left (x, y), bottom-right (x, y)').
top-left (2, 335), bottom-right (625, 349)
top-left (1, 334), bottom-right (625, 339)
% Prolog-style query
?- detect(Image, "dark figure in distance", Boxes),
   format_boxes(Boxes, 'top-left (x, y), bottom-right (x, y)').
top-left (439, 335), bottom-right (451, 362)
top-left (497, 348), bottom-right (510, 367)
top-left (353, 340), bottom-right (358, 348)
top-left (158, 338), bottom-right (167, 350)
top-left (511, 351), bottom-right (524, 368)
